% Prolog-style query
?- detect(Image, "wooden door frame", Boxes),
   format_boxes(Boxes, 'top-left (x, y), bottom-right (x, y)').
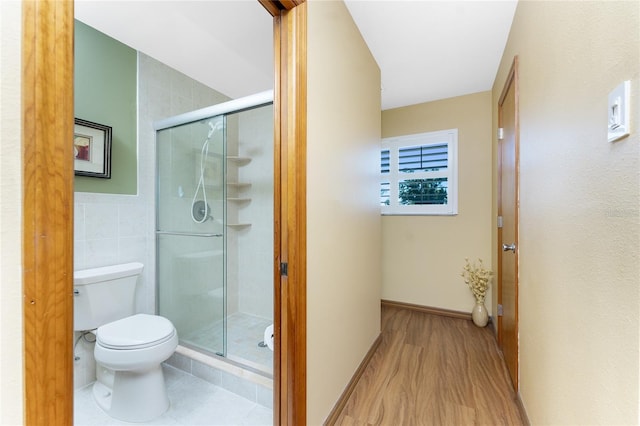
top-left (22, 0), bottom-right (307, 424)
top-left (22, 1), bottom-right (75, 424)
top-left (261, 1), bottom-right (307, 424)
top-left (497, 56), bottom-right (520, 390)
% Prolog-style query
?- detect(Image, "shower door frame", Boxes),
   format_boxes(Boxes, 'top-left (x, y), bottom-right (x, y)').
top-left (153, 91), bottom-right (274, 133)
top-left (154, 91), bottom-right (274, 362)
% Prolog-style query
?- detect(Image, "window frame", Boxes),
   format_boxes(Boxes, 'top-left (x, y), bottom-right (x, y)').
top-left (381, 128), bottom-right (458, 216)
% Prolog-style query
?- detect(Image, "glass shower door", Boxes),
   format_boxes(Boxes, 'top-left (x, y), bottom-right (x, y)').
top-left (156, 116), bottom-right (226, 356)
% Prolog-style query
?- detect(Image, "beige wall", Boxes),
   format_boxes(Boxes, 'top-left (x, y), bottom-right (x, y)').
top-left (306, 1), bottom-right (382, 423)
top-left (0, 1), bottom-right (24, 424)
top-left (381, 92), bottom-right (493, 313)
top-left (492, 1), bottom-right (639, 423)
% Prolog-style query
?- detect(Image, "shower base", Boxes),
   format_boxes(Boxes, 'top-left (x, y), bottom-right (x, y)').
top-left (182, 312), bottom-right (273, 375)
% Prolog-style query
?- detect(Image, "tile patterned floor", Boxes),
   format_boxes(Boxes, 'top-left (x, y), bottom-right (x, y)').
top-left (74, 364), bottom-right (272, 425)
top-left (182, 312), bottom-right (273, 374)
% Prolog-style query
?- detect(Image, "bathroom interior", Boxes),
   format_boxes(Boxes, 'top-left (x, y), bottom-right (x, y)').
top-left (72, 3), bottom-right (275, 424)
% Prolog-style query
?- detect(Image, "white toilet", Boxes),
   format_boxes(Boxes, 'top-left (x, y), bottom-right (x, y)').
top-left (74, 262), bottom-right (178, 423)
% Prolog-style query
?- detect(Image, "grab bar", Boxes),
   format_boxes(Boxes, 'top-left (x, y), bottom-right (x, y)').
top-left (156, 231), bottom-right (223, 238)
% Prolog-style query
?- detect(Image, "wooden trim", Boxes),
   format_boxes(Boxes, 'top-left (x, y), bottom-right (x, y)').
top-left (381, 299), bottom-right (474, 321)
top-left (497, 61), bottom-right (509, 345)
top-left (497, 102), bottom-right (504, 346)
top-left (22, 1), bottom-right (75, 425)
top-left (272, 12), bottom-right (283, 426)
top-left (273, 2), bottom-right (307, 425)
top-left (512, 57), bottom-right (520, 390)
top-left (498, 57), bottom-right (519, 107)
top-left (497, 55), bottom-right (520, 390)
top-left (280, 0), bottom-right (305, 9)
top-left (323, 334), bottom-right (383, 426)
top-left (259, 0), bottom-right (305, 16)
top-left (259, 0), bottom-right (282, 17)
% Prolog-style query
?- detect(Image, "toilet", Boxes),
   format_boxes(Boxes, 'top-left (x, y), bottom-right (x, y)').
top-left (74, 262), bottom-right (178, 423)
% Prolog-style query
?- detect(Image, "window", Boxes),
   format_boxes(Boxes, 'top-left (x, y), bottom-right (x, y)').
top-left (381, 129), bottom-right (458, 215)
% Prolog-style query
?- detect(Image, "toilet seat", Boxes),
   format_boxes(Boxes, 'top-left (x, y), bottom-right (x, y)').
top-left (97, 314), bottom-right (176, 350)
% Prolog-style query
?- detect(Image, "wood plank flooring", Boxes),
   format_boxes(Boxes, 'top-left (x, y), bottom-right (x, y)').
top-left (333, 305), bottom-right (524, 425)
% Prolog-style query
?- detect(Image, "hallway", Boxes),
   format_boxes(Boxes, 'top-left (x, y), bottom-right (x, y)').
top-left (334, 305), bottom-right (525, 425)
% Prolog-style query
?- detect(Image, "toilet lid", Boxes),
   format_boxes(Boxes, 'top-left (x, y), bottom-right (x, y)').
top-left (97, 314), bottom-right (176, 350)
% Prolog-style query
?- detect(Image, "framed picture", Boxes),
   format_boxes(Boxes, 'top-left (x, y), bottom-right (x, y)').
top-left (74, 118), bottom-right (112, 179)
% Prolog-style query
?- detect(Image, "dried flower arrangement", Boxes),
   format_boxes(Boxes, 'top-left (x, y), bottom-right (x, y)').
top-left (461, 258), bottom-right (492, 303)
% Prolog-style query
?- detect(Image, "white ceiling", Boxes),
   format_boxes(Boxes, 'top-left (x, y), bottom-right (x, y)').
top-left (344, 0), bottom-right (517, 109)
top-left (75, 0), bottom-right (517, 111)
top-left (75, 1), bottom-right (274, 101)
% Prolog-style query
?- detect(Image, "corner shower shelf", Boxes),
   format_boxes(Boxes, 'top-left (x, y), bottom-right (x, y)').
top-left (227, 156), bottom-right (251, 228)
top-left (227, 223), bottom-right (252, 229)
top-left (226, 156), bottom-right (251, 166)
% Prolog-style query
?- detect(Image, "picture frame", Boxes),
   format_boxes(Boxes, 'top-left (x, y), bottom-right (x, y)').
top-left (74, 118), bottom-right (112, 179)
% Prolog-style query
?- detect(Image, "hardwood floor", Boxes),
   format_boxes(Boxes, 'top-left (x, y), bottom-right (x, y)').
top-left (333, 305), bottom-right (525, 425)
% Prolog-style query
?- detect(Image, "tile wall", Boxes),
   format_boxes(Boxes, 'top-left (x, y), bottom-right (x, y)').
top-left (236, 106), bottom-right (274, 320)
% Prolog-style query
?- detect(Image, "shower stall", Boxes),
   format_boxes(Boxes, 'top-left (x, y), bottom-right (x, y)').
top-left (154, 91), bottom-right (274, 375)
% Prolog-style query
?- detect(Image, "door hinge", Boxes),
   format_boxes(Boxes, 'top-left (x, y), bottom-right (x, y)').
top-left (497, 304), bottom-right (503, 316)
top-left (497, 216), bottom-right (503, 228)
top-left (498, 128), bottom-right (504, 140)
top-left (280, 262), bottom-right (288, 277)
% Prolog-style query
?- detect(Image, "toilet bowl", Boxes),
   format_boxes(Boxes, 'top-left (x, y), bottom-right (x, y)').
top-left (93, 314), bottom-right (178, 422)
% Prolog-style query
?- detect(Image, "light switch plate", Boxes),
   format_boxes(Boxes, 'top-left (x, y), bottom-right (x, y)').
top-left (608, 80), bottom-right (631, 142)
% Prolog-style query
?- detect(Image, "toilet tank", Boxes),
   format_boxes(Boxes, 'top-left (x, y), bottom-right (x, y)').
top-left (74, 262), bottom-right (144, 331)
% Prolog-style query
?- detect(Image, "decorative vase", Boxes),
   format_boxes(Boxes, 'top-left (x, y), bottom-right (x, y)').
top-left (471, 301), bottom-right (489, 327)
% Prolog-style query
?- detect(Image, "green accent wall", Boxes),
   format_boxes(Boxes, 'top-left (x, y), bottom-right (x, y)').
top-left (74, 20), bottom-right (137, 194)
